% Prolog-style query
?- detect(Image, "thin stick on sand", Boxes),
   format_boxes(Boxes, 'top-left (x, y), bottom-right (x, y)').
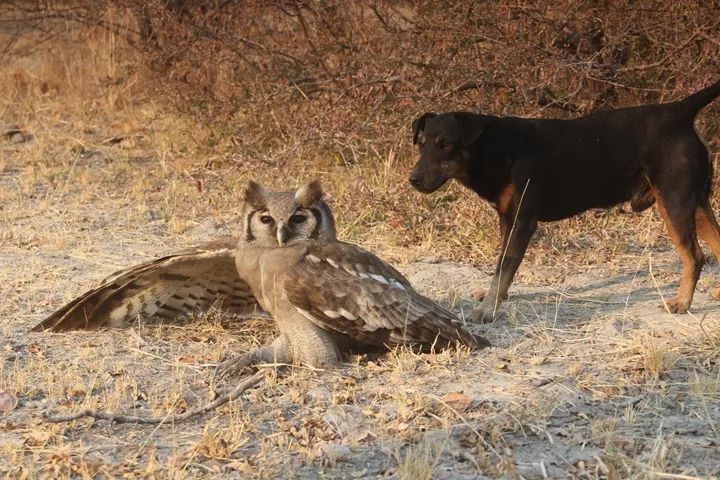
top-left (46, 371), bottom-right (265, 425)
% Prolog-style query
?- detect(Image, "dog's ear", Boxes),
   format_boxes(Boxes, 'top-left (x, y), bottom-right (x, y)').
top-left (456, 113), bottom-right (492, 146)
top-left (412, 113), bottom-right (436, 144)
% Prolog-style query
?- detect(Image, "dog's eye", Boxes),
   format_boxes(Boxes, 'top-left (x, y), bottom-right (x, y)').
top-left (289, 214), bottom-right (306, 224)
top-left (437, 139), bottom-right (453, 152)
top-left (259, 215), bottom-right (274, 225)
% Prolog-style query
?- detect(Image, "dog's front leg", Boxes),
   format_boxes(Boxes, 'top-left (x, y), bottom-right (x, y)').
top-left (469, 197), bottom-right (537, 323)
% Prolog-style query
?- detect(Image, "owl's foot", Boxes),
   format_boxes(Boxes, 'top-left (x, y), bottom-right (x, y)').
top-left (215, 337), bottom-right (291, 379)
top-left (215, 351), bottom-right (257, 379)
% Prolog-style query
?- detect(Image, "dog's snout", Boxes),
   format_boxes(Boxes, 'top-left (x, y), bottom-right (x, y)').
top-left (409, 173), bottom-right (422, 187)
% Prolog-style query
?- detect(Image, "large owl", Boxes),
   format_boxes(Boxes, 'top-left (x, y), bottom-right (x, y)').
top-left (216, 181), bottom-right (488, 375)
top-left (33, 180), bottom-right (488, 372)
top-left (32, 186), bottom-right (337, 332)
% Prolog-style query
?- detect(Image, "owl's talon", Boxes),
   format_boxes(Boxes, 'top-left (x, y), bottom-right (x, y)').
top-left (215, 353), bottom-right (254, 379)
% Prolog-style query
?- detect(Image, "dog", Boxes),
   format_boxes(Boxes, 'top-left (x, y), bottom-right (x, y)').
top-left (409, 79), bottom-right (720, 322)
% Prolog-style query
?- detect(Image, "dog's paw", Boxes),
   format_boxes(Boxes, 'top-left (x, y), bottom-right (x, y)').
top-left (467, 307), bottom-right (496, 324)
top-left (710, 287), bottom-right (720, 301)
top-left (474, 290), bottom-right (508, 303)
top-left (663, 297), bottom-right (690, 314)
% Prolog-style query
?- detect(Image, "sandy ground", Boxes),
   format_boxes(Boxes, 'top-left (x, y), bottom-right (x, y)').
top-left (0, 109), bottom-right (718, 479)
top-left (3, 188), bottom-right (720, 478)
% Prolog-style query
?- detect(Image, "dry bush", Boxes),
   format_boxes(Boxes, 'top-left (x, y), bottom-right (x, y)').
top-left (124, 0), bottom-right (720, 159)
top-left (3, 1), bottom-right (720, 265)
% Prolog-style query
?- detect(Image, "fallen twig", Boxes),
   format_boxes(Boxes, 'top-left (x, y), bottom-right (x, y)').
top-left (46, 371), bottom-right (265, 425)
top-left (443, 80), bottom-right (507, 98)
top-left (617, 30), bottom-right (701, 73)
top-left (537, 90), bottom-right (581, 113)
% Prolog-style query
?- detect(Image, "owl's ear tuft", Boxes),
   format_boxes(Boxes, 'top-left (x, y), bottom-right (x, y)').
top-left (295, 180), bottom-right (324, 207)
top-left (244, 181), bottom-right (268, 209)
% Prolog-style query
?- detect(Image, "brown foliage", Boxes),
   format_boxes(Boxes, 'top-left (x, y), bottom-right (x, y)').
top-left (3, 1), bottom-right (719, 166)
top-left (125, 0), bottom-right (720, 162)
top-left (1, 1), bottom-right (719, 260)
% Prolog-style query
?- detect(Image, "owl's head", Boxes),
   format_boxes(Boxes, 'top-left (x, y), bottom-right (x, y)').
top-left (241, 180), bottom-right (336, 247)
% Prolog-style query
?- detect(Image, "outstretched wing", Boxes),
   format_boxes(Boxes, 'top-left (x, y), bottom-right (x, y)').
top-left (33, 237), bottom-right (265, 332)
top-left (283, 241), bottom-right (489, 351)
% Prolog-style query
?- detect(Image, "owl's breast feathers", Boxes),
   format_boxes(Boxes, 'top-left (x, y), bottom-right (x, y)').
top-left (282, 241), bottom-right (489, 351)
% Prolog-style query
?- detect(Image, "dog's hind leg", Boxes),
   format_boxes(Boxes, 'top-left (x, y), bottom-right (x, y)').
top-left (695, 200), bottom-right (720, 258)
top-left (653, 189), bottom-right (704, 313)
top-left (695, 200), bottom-right (720, 299)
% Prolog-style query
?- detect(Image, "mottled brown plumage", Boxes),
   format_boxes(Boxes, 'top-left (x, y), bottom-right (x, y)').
top-left (216, 181), bottom-right (488, 376)
top-left (31, 238), bottom-right (263, 332)
top-left (34, 180), bottom-right (488, 373)
top-left (32, 185), bottom-right (338, 332)
top-left (285, 241), bottom-right (480, 350)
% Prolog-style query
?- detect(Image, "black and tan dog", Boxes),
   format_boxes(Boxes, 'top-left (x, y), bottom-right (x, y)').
top-left (409, 79), bottom-right (720, 322)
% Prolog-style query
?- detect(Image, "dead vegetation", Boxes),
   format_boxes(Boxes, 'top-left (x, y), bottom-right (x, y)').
top-left (1, 1), bottom-right (720, 478)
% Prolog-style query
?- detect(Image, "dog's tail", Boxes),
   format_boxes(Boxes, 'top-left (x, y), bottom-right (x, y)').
top-left (678, 78), bottom-right (720, 116)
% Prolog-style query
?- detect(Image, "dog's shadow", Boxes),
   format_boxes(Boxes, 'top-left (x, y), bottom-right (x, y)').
top-left (456, 266), bottom-right (720, 328)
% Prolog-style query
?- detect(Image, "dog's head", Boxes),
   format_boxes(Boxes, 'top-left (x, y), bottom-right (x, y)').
top-left (409, 112), bottom-right (495, 193)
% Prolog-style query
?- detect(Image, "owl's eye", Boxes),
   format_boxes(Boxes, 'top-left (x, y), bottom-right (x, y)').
top-left (259, 215), bottom-right (274, 225)
top-left (289, 214), bottom-right (306, 225)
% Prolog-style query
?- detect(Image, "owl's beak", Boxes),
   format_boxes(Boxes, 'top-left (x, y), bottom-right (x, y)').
top-left (277, 222), bottom-right (290, 246)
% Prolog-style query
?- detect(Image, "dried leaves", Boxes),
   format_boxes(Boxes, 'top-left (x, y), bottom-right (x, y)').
top-left (0, 391), bottom-right (19, 413)
top-left (441, 391), bottom-right (472, 413)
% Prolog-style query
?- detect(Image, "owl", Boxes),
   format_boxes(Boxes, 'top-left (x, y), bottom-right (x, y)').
top-left (216, 180), bottom-right (489, 375)
top-left (32, 187), bottom-right (337, 332)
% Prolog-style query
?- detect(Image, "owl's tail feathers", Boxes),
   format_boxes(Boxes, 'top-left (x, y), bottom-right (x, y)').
top-left (32, 239), bottom-right (264, 332)
top-left (426, 304), bottom-right (491, 351)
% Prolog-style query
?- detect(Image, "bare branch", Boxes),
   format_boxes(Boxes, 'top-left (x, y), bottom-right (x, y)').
top-left (46, 371), bottom-right (264, 425)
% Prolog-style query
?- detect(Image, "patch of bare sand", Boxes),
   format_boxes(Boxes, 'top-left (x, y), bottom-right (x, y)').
top-left (3, 227), bottom-right (720, 477)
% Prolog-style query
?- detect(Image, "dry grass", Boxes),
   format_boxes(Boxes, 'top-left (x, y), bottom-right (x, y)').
top-left (2, 2), bottom-right (720, 479)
